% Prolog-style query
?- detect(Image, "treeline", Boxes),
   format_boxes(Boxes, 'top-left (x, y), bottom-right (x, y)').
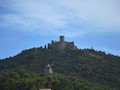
top-left (0, 69), bottom-right (107, 90)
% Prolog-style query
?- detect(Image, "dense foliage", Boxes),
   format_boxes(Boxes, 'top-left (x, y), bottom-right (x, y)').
top-left (0, 69), bottom-right (107, 90)
top-left (0, 47), bottom-right (120, 89)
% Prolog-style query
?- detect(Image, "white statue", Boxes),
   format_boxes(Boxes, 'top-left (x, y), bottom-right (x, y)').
top-left (47, 64), bottom-right (53, 74)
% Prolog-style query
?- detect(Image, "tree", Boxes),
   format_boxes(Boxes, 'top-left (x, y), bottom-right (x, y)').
top-left (44, 45), bottom-right (47, 49)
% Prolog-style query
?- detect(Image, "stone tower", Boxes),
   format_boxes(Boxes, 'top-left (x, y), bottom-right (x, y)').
top-left (60, 36), bottom-right (64, 42)
top-left (60, 36), bottom-right (65, 49)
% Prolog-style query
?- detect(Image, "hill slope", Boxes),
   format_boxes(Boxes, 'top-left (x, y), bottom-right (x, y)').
top-left (0, 47), bottom-right (120, 89)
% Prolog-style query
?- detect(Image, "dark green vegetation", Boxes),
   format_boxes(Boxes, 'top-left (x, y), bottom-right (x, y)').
top-left (0, 47), bottom-right (120, 90)
top-left (0, 69), bottom-right (106, 90)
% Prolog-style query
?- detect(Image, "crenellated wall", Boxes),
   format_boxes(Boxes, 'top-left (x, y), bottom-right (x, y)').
top-left (48, 36), bottom-right (77, 50)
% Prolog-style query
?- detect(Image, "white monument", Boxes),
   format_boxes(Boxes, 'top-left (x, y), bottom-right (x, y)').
top-left (47, 64), bottom-right (53, 74)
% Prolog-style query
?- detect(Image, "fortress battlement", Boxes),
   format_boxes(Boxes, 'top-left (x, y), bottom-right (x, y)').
top-left (48, 36), bottom-right (77, 50)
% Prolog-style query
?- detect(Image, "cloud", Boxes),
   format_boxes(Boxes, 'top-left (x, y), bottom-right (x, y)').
top-left (0, 0), bottom-right (120, 37)
top-left (53, 0), bottom-right (120, 27)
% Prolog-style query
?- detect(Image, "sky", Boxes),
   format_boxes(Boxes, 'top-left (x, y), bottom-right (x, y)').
top-left (0, 0), bottom-right (120, 59)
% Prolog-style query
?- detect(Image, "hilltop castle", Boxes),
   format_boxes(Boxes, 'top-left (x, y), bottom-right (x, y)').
top-left (48, 36), bottom-right (77, 50)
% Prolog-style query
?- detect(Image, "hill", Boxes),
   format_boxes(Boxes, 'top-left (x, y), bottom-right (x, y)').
top-left (0, 47), bottom-right (120, 90)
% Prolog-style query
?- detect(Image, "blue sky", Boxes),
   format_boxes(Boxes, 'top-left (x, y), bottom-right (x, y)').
top-left (0, 0), bottom-right (120, 59)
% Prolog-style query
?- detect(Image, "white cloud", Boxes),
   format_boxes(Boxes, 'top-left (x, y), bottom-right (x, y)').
top-left (0, 0), bottom-right (120, 37)
top-left (52, 0), bottom-right (120, 27)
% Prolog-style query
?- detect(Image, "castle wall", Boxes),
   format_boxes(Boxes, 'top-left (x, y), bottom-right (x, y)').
top-left (48, 36), bottom-right (77, 50)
